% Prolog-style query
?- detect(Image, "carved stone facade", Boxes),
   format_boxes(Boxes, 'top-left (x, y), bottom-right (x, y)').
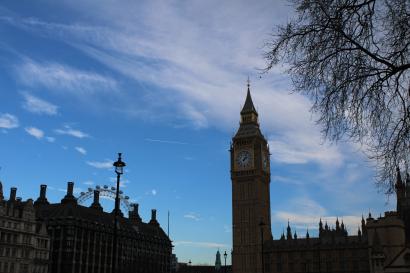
top-left (0, 183), bottom-right (50, 273)
top-left (231, 85), bottom-right (410, 273)
top-left (34, 182), bottom-right (172, 273)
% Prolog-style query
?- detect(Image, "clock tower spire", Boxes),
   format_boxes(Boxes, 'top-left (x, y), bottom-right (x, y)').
top-left (231, 81), bottom-right (272, 273)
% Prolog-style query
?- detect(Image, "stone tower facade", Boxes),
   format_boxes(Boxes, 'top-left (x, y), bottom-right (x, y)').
top-left (231, 83), bottom-right (272, 273)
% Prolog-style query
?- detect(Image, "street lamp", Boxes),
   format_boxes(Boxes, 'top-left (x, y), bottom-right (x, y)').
top-left (223, 251), bottom-right (227, 273)
top-left (188, 260), bottom-right (192, 266)
top-left (259, 220), bottom-right (266, 273)
top-left (111, 153), bottom-right (126, 273)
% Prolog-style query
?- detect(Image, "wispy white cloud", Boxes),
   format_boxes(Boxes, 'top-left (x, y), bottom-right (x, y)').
top-left (21, 92), bottom-right (58, 115)
top-left (25, 126), bottom-right (44, 139)
top-left (173, 241), bottom-right (227, 249)
top-left (144, 138), bottom-right (188, 145)
top-left (0, 113), bottom-right (19, 129)
top-left (272, 197), bottom-right (362, 235)
top-left (184, 212), bottom-right (201, 221)
top-left (83, 180), bottom-right (94, 186)
top-left (86, 159), bottom-right (112, 169)
top-left (268, 137), bottom-right (343, 166)
top-left (75, 146), bottom-right (87, 155)
top-left (17, 59), bottom-right (117, 94)
top-left (6, 1), bottom-right (343, 168)
top-left (55, 125), bottom-right (89, 138)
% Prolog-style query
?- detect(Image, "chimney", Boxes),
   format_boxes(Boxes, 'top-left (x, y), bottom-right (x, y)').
top-left (34, 184), bottom-right (50, 206)
top-left (129, 203), bottom-right (142, 223)
top-left (10, 187), bottom-right (17, 201)
top-left (61, 181), bottom-right (77, 205)
top-left (67, 182), bottom-right (74, 196)
top-left (40, 185), bottom-right (47, 199)
top-left (93, 190), bottom-right (99, 203)
top-left (90, 190), bottom-right (103, 211)
top-left (149, 209), bottom-right (159, 226)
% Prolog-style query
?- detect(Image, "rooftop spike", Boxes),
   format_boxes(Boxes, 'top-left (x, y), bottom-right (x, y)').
top-left (240, 80), bottom-right (257, 115)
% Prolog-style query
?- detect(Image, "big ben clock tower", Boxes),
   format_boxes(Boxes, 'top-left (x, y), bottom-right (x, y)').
top-left (231, 82), bottom-right (272, 273)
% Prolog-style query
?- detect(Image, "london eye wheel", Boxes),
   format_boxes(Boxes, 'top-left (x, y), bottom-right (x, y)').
top-left (77, 184), bottom-right (133, 212)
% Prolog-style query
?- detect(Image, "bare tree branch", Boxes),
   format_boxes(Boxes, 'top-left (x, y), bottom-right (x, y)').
top-left (264, 0), bottom-right (410, 191)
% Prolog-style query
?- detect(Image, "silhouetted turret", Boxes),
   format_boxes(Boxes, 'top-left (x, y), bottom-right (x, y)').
top-left (149, 209), bottom-right (159, 227)
top-left (129, 203), bottom-right (142, 224)
top-left (90, 190), bottom-right (103, 211)
top-left (61, 181), bottom-right (77, 205)
top-left (286, 221), bottom-right (292, 240)
top-left (34, 184), bottom-right (49, 206)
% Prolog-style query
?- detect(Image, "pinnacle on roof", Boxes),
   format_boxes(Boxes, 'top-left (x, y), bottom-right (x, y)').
top-left (240, 79), bottom-right (258, 115)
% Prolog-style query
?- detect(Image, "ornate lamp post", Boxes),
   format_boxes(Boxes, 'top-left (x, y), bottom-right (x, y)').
top-left (224, 251), bottom-right (227, 273)
top-left (259, 220), bottom-right (266, 273)
top-left (111, 153), bottom-right (126, 273)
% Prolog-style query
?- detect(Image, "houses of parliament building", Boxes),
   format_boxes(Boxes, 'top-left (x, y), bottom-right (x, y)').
top-left (231, 84), bottom-right (410, 273)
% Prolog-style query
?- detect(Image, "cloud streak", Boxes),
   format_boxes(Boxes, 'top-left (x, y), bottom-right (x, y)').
top-left (144, 138), bottom-right (188, 145)
top-left (86, 159), bottom-right (112, 169)
top-left (21, 92), bottom-right (58, 115)
top-left (0, 113), bottom-right (19, 129)
top-left (1, 1), bottom-right (345, 168)
top-left (184, 212), bottom-right (201, 221)
top-left (17, 59), bottom-right (118, 94)
top-left (55, 125), bottom-right (89, 138)
top-left (271, 197), bottom-right (363, 235)
top-left (75, 146), bottom-right (87, 155)
top-left (25, 127), bottom-right (44, 139)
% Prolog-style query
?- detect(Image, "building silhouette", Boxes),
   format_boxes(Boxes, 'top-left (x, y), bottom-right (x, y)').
top-left (176, 250), bottom-right (232, 273)
top-left (33, 181), bottom-right (172, 273)
top-left (0, 183), bottom-right (50, 273)
top-left (231, 84), bottom-right (410, 273)
top-left (215, 250), bottom-right (222, 270)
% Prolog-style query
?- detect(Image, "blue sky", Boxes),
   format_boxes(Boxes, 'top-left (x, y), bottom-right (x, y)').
top-left (0, 0), bottom-right (395, 265)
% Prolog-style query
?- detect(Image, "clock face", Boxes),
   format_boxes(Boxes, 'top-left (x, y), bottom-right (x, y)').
top-left (236, 150), bottom-right (252, 168)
